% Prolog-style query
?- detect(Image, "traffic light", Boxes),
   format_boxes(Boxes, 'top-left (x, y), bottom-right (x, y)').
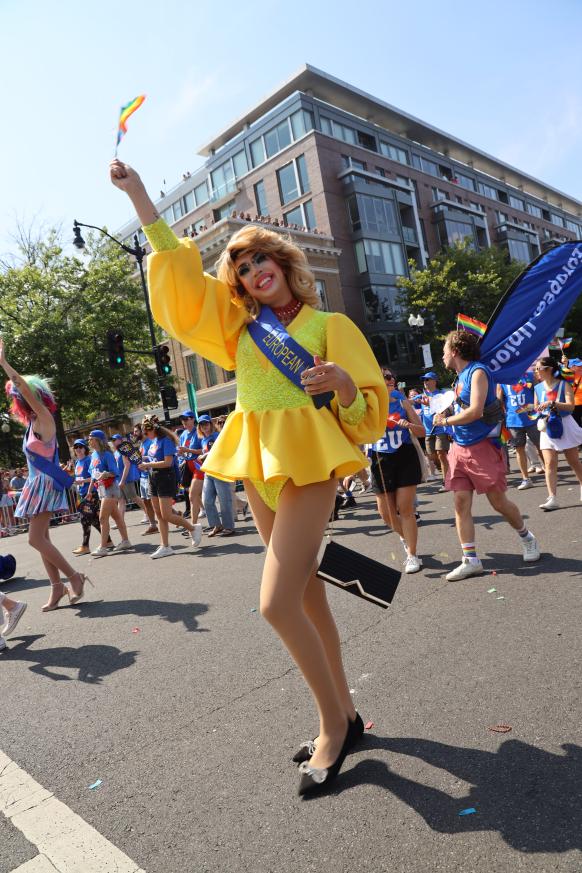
top-left (106, 330), bottom-right (125, 369)
top-left (157, 344), bottom-right (172, 376)
top-left (160, 385), bottom-right (178, 409)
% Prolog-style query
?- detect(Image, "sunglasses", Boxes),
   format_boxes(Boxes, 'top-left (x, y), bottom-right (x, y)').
top-left (382, 373), bottom-right (395, 381)
top-left (235, 251), bottom-right (269, 278)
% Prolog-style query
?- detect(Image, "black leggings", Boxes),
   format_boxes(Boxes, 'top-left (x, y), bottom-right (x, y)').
top-left (80, 512), bottom-right (101, 547)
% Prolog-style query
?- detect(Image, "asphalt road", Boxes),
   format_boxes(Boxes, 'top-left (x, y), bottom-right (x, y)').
top-left (2, 460), bottom-right (581, 873)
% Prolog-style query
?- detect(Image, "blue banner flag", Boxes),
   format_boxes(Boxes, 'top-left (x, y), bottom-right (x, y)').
top-left (480, 242), bottom-right (582, 383)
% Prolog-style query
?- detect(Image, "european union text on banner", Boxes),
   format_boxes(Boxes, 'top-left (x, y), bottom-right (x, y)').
top-left (480, 243), bottom-right (582, 384)
top-left (247, 306), bottom-right (334, 409)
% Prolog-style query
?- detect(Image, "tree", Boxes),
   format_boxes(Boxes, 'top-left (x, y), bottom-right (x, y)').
top-left (0, 227), bottom-right (161, 460)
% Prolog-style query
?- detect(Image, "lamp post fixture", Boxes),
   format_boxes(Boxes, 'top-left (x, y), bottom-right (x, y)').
top-left (72, 220), bottom-right (171, 424)
top-left (408, 313), bottom-right (425, 328)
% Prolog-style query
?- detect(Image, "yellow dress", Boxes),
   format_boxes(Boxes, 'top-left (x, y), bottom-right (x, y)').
top-left (144, 220), bottom-right (388, 509)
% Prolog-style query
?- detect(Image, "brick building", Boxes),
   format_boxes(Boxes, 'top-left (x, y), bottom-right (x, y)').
top-left (117, 64), bottom-right (582, 417)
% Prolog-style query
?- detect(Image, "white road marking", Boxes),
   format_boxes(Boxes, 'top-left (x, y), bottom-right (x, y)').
top-left (0, 750), bottom-right (145, 873)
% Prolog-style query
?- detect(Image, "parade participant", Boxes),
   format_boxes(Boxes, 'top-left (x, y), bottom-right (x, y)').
top-left (176, 410), bottom-right (199, 518)
top-left (133, 423), bottom-right (158, 534)
top-left (370, 369), bottom-right (426, 574)
top-left (533, 357), bottom-right (582, 511)
top-left (496, 372), bottom-right (544, 490)
top-left (0, 338), bottom-right (88, 610)
top-left (419, 372), bottom-right (452, 490)
top-left (177, 410), bottom-right (207, 529)
top-left (201, 429), bottom-right (235, 536)
top-left (139, 416), bottom-right (202, 558)
top-left (111, 158), bottom-right (387, 796)
top-left (111, 434), bottom-right (148, 525)
top-left (88, 430), bottom-right (132, 556)
top-left (71, 438), bottom-right (112, 555)
top-left (565, 356), bottom-right (582, 427)
top-left (434, 330), bottom-right (540, 580)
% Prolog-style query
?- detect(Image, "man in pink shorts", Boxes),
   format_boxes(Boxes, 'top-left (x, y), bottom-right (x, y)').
top-left (433, 330), bottom-right (540, 580)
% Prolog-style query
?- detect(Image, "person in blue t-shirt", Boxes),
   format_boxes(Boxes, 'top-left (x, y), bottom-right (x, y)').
top-left (110, 434), bottom-right (149, 529)
top-left (176, 409), bottom-right (205, 526)
top-left (496, 372), bottom-right (544, 491)
top-left (369, 368), bottom-right (426, 574)
top-left (138, 416), bottom-right (202, 559)
top-left (433, 331), bottom-right (539, 581)
top-left (419, 372), bottom-right (453, 489)
top-left (72, 438), bottom-right (111, 555)
top-left (88, 429), bottom-right (132, 557)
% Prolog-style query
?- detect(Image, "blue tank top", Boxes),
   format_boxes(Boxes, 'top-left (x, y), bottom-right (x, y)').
top-left (452, 362), bottom-right (498, 446)
top-left (534, 381), bottom-right (569, 418)
top-left (500, 374), bottom-right (536, 428)
top-left (370, 390), bottom-right (412, 454)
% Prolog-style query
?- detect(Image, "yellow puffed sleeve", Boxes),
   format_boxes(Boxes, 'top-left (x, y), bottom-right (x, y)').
top-left (145, 220), bottom-right (248, 371)
top-left (325, 313), bottom-right (388, 445)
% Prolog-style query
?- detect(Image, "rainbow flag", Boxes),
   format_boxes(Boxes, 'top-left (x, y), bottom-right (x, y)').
top-left (559, 337), bottom-right (572, 350)
top-left (457, 313), bottom-right (487, 337)
top-left (116, 95), bottom-right (146, 149)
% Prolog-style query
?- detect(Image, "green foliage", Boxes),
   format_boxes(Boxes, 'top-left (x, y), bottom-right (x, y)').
top-left (0, 228), bottom-right (161, 460)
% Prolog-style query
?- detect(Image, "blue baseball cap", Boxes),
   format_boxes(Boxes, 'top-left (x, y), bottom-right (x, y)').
top-left (73, 438), bottom-right (88, 448)
top-left (89, 429), bottom-right (106, 440)
top-left (197, 414), bottom-right (212, 423)
top-left (568, 357), bottom-right (582, 367)
top-left (111, 433), bottom-right (123, 441)
top-left (180, 409), bottom-right (196, 419)
top-left (423, 371), bottom-right (438, 380)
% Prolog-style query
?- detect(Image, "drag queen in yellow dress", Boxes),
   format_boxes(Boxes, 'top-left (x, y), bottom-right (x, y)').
top-left (110, 159), bottom-right (387, 795)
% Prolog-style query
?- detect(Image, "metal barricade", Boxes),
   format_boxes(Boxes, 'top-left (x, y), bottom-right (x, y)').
top-left (0, 495), bottom-right (27, 537)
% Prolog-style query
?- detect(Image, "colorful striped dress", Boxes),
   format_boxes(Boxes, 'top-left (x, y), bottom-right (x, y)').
top-left (14, 426), bottom-right (69, 518)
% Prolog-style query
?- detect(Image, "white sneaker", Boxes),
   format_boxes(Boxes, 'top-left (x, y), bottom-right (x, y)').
top-left (522, 534), bottom-right (540, 562)
top-left (151, 545), bottom-right (174, 560)
top-left (191, 524), bottom-right (202, 547)
top-left (535, 466), bottom-right (544, 474)
top-left (111, 524), bottom-right (118, 530)
top-left (539, 496), bottom-right (559, 511)
top-left (91, 545), bottom-right (111, 557)
top-left (140, 517), bottom-right (150, 525)
top-left (2, 601), bottom-right (27, 637)
top-left (404, 555), bottom-right (423, 574)
top-left (446, 558), bottom-right (484, 581)
top-left (517, 479), bottom-right (533, 490)
top-left (112, 539), bottom-right (132, 552)
top-left (527, 465), bottom-right (535, 474)
top-left (0, 636), bottom-right (6, 652)
top-left (427, 473), bottom-right (440, 482)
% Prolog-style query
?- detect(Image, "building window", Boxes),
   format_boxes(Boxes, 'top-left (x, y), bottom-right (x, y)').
top-left (184, 191), bottom-right (194, 214)
top-left (507, 239), bottom-right (531, 263)
top-left (566, 219), bottom-right (580, 234)
top-left (186, 356), bottom-right (200, 389)
top-left (456, 173), bottom-right (476, 192)
top-left (194, 181), bottom-right (208, 206)
top-left (496, 211), bottom-right (508, 225)
top-left (277, 155), bottom-right (309, 205)
top-left (347, 193), bottom-right (399, 234)
top-left (550, 213), bottom-right (564, 227)
top-left (172, 200), bottom-right (184, 221)
top-left (315, 280), bottom-right (328, 310)
top-left (265, 119), bottom-right (292, 158)
top-left (342, 154), bottom-right (367, 172)
top-left (432, 187), bottom-right (448, 202)
top-left (362, 285), bottom-right (401, 322)
top-left (161, 206), bottom-right (173, 224)
top-left (223, 368), bottom-right (236, 382)
top-left (369, 331), bottom-right (418, 366)
top-left (290, 108), bottom-right (314, 139)
top-left (357, 130), bottom-right (377, 151)
top-left (379, 142), bottom-right (408, 164)
top-left (509, 195), bottom-right (525, 211)
top-left (250, 137), bottom-right (266, 168)
top-left (354, 239), bottom-right (407, 276)
top-left (412, 155), bottom-right (439, 176)
top-left (477, 182), bottom-right (499, 200)
top-left (283, 199), bottom-right (316, 230)
top-left (438, 219), bottom-right (475, 248)
top-left (204, 359), bottom-right (218, 387)
top-left (254, 180), bottom-right (268, 216)
top-left (210, 161), bottom-right (235, 200)
top-left (526, 203), bottom-right (542, 219)
top-left (469, 201), bottom-right (485, 212)
top-left (214, 200), bottom-right (235, 221)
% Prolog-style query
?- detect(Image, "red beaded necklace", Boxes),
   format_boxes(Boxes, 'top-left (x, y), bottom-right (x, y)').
top-left (272, 298), bottom-right (303, 325)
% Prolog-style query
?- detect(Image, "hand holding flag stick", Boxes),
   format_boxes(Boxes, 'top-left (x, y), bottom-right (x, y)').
top-left (114, 95), bottom-right (146, 157)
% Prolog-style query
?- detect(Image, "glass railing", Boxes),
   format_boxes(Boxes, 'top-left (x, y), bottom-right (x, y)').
top-left (209, 179), bottom-right (239, 203)
top-left (401, 226), bottom-right (418, 244)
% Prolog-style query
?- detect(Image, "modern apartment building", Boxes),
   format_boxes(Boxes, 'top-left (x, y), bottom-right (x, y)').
top-left (117, 64), bottom-right (582, 416)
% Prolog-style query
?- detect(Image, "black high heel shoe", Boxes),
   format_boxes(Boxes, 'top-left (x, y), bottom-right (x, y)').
top-left (292, 712), bottom-right (364, 764)
top-left (297, 722), bottom-right (352, 797)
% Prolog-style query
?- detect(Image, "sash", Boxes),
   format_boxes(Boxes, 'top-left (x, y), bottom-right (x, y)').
top-left (247, 306), bottom-right (333, 409)
top-left (26, 444), bottom-right (75, 492)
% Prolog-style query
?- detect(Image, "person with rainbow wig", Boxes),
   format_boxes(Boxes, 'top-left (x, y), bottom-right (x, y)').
top-left (1, 338), bottom-right (90, 611)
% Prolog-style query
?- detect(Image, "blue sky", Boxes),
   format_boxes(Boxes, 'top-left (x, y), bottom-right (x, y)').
top-left (1, 0), bottom-right (581, 256)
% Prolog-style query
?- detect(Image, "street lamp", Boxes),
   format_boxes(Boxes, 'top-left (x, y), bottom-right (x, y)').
top-left (408, 313), bottom-right (425, 328)
top-left (72, 220), bottom-right (171, 424)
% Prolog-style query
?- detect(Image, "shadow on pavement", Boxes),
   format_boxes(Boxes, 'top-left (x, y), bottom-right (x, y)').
top-left (323, 735), bottom-right (582, 853)
top-left (73, 599), bottom-right (209, 632)
top-left (4, 635), bottom-right (137, 684)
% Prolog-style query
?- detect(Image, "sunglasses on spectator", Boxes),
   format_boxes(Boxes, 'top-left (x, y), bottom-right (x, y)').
top-left (382, 372), bottom-right (395, 380)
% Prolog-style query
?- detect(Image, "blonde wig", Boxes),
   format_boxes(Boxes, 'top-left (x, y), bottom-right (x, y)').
top-left (216, 224), bottom-right (320, 318)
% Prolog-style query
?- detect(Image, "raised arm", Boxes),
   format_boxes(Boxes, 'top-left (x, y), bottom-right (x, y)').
top-left (0, 338), bottom-right (55, 439)
top-left (110, 161), bottom-right (247, 369)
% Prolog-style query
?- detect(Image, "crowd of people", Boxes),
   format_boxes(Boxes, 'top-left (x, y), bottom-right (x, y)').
top-left (1, 154), bottom-right (581, 799)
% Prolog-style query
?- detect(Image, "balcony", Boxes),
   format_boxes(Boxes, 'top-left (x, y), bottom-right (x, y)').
top-left (401, 226), bottom-right (418, 246)
top-left (209, 179), bottom-right (240, 208)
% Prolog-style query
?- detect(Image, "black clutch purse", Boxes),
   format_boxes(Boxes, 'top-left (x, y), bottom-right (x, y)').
top-left (317, 541), bottom-right (401, 609)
